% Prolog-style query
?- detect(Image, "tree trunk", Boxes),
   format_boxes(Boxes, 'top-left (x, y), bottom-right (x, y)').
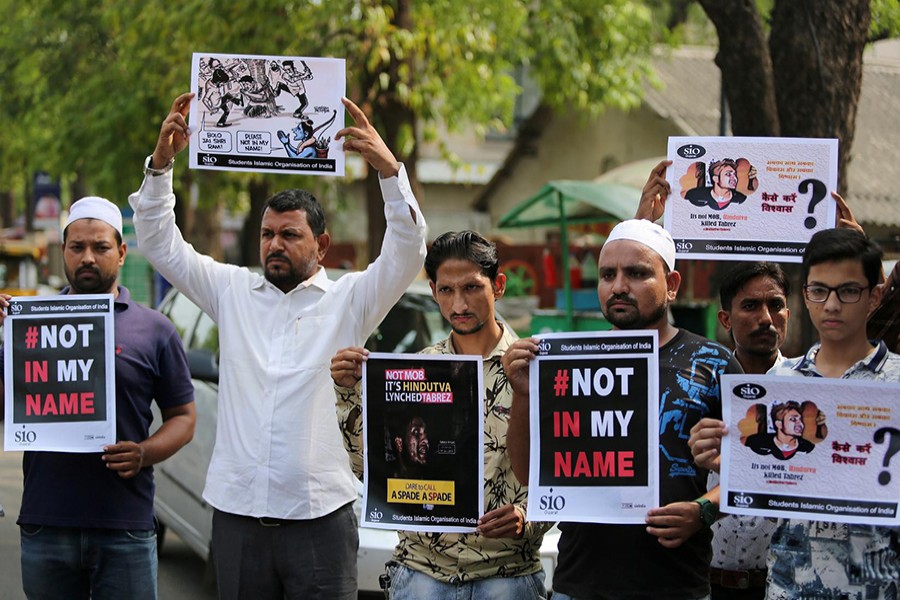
top-left (699, 0), bottom-right (870, 196)
top-left (241, 178), bottom-right (270, 267)
top-left (770, 0), bottom-right (870, 195)
top-left (0, 189), bottom-right (14, 228)
top-left (698, 0), bottom-right (780, 137)
top-left (191, 199), bottom-right (223, 260)
top-left (365, 0), bottom-right (421, 263)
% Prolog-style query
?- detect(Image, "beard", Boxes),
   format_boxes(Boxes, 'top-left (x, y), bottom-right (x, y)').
top-left (65, 265), bottom-right (118, 295)
top-left (604, 294), bottom-right (668, 330)
top-left (264, 253), bottom-right (317, 291)
top-left (449, 315), bottom-right (486, 336)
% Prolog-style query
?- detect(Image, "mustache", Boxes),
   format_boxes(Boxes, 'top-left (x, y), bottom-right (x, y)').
top-left (606, 294), bottom-right (637, 307)
top-left (749, 325), bottom-right (778, 337)
top-left (266, 252), bottom-right (288, 263)
top-left (450, 312), bottom-right (475, 319)
top-left (76, 266), bottom-right (100, 276)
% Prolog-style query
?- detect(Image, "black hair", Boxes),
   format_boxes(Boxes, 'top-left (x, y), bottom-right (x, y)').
top-left (424, 230), bottom-right (499, 282)
top-left (719, 262), bottom-right (790, 311)
top-left (802, 228), bottom-right (883, 288)
top-left (771, 400), bottom-right (802, 430)
top-left (262, 189), bottom-right (326, 236)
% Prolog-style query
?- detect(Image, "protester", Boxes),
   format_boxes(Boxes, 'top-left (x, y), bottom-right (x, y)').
top-left (690, 228), bottom-right (900, 598)
top-left (504, 192), bottom-right (742, 598)
top-left (129, 92), bottom-right (426, 600)
top-left (702, 261), bottom-right (792, 597)
top-left (331, 230), bottom-right (551, 599)
top-left (0, 196), bottom-right (196, 599)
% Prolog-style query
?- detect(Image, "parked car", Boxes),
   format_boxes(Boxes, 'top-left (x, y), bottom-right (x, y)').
top-left (151, 274), bottom-right (559, 593)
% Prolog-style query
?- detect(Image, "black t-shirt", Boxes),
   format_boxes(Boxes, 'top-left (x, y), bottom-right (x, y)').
top-left (685, 186), bottom-right (747, 210)
top-left (553, 329), bottom-right (742, 600)
top-left (746, 432), bottom-right (815, 461)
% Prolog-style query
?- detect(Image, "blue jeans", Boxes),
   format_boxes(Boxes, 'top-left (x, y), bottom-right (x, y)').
top-left (386, 563), bottom-right (547, 600)
top-left (553, 595), bottom-right (710, 600)
top-left (20, 524), bottom-right (157, 600)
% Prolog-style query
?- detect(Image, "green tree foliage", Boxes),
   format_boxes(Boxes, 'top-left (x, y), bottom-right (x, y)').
top-left (0, 0), bottom-right (657, 257)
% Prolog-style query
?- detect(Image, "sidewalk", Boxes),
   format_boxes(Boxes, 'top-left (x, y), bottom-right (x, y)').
top-left (0, 428), bottom-right (25, 600)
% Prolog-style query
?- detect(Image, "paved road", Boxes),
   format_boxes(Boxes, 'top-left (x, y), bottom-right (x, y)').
top-left (0, 429), bottom-right (379, 599)
top-left (0, 429), bottom-right (214, 600)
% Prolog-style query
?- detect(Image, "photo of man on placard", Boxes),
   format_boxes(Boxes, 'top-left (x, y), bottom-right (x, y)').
top-left (743, 400), bottom-right (827, 461)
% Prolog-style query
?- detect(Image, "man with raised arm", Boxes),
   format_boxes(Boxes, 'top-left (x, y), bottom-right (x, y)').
top-left (129, 93), bottom-right (426, 600)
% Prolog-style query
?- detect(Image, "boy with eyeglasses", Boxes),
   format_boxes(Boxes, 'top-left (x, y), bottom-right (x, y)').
top-left (690, 228), bottom-right (900, 598)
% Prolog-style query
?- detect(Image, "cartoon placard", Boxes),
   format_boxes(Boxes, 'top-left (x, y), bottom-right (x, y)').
top-left (189, 53), bottom-right (345, 176)
top-left (720, 375), bottom-right (900, 525)
top-left (361, 353), bottom-right (484, 533)
top-left (664, 136), bottom-right (838, 262)
top-left (4, 295), bottom-right (116, 452)
top-left (527, 331), bottom-right (659, 524)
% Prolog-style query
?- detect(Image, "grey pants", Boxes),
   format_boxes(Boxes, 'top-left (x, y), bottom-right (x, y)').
top-left (212, 503), bottom-right (358, 600)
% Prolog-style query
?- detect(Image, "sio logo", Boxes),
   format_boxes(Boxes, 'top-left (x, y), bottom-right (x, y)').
top-left (733, 493), bottom-right (754, 508)
top-left (202, 155), bottom-right (217, 165)
top-left (675, 241), bottom-right (693, 252)
top-left (539, 488), bottom-right (566, 512)
top-left (733, 383), bottom-right (767, 400)
top-left (9, 302), bottom-right (22, 315)
top-left (14, 426), bottom-right (36, 445)
top-left (537, 339), bottom-right (552, 355)
top-left (368, 509), bottom-right (383, 522)
top-left (677, 144), bottom-right (706, 159)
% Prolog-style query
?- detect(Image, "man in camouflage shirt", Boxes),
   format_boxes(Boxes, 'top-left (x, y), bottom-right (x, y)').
top-left (332, 230), bottom-right (552, 599)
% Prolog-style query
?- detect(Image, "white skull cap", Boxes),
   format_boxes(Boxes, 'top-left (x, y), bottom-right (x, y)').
top-left (66, 196), bottom-right (123, 237)
top-left (605, 219), bottom-right (676, 271)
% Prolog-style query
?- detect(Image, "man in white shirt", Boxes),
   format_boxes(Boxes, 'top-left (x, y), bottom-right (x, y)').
top-left (129, 93), bottom-right (427, 600)
top-left (707, 262), bottom-right (790, 598)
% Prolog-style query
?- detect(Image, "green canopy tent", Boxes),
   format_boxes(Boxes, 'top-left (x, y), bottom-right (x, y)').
top-left (497, 180), bottom-right (641, 329)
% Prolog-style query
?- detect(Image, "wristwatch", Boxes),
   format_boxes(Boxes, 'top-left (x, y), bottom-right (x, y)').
top-left (143, 155), bottom-right (174, 177)
top-left (693, 497), bottom-right (718, 528)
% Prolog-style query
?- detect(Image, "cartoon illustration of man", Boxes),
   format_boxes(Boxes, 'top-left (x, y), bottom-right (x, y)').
top-left (278, 116), bottom-right (317, 158)
top-left (236, 75), bottom-right (275, 118)
top-left (203, 61), bottom-right (244, 128)
top-left (744, 401), bottom-right (825, 460)
top-left (278, 110), bottom-right (337, 159)
top-left (271, 59), bottom-right (313, 118)
top-left (684, 158), bottom-right (758, 211)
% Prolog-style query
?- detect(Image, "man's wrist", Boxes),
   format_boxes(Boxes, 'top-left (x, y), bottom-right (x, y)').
top-left (693, 497), bottom-right (718, 528)
top-left (144, 155), bottom-right (174, 177)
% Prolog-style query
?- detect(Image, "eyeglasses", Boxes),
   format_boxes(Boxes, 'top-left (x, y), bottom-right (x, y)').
top-left (803, 284), bottom-right (870, 304)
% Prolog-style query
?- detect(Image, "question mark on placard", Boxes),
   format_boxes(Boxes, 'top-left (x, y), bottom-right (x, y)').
top-left (798, 178), bottom-right (827, 229)
top-left (874, 427), bottom-right (900, 485)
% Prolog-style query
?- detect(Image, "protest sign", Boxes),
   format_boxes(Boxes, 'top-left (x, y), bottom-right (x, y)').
top-left (4, 295), bottom-right (116, 452)
top-left (720, 374), bottom-right (900, 525)
top-left (664, 136), bottom-right (838, 262)
top-left (527, 331), bottom-right (659, 523)
top-left (189, 53), bottom-right (346, 176)
top-left (361, 353), bottom-right (484, 533)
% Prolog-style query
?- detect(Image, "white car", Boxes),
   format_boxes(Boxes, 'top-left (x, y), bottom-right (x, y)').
top-left (151, 276), bottom-right (559, 594)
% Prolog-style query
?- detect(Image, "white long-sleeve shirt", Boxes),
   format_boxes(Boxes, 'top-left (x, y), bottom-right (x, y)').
top-left (129, 163), bottom-right (426, 519)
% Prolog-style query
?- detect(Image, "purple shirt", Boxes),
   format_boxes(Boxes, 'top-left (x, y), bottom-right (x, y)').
top-left (2, 286), bottom-right (194, 530)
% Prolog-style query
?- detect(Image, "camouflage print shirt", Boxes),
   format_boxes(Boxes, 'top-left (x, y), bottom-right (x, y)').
top-left (764, 341), bottom-right (900, 600)
top-left (335, 323), bottom-right (553, 583)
